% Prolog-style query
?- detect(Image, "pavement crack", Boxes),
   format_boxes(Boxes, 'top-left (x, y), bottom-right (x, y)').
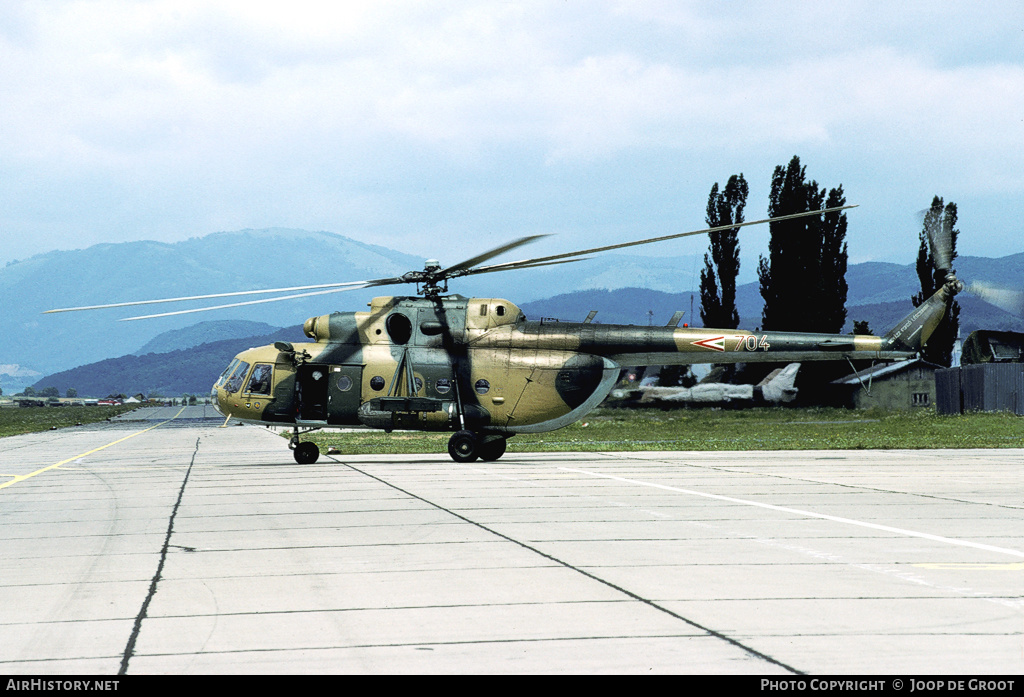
top-left (340, 460), bottom-right (803, 675)
top-left (119, 436), bottom-right (199, 675)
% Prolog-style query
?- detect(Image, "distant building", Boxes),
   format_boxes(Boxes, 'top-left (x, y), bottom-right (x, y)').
top-left (830, 359), bottom-right (943, 410)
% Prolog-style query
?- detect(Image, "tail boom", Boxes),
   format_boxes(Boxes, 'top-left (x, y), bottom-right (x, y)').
top-left (883, 282), bottom-right (960, 353)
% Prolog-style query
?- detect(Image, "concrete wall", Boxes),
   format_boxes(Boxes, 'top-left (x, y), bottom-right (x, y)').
top-left (849, 364), bottom-right (937, 410)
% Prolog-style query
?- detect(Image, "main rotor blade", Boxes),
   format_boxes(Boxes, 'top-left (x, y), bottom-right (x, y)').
top-left (463, 256), bottom-right (589, 277)
top-left (438, 234), bottom-right (549, 276)
top-left (46, 205), bottom-right (855, 320)
top-left (119, 283), bottom-right (376, 321)
top-left (44, 280), bottom-right (375, 314)
top-left (458, 205), bottom-right (857, 274)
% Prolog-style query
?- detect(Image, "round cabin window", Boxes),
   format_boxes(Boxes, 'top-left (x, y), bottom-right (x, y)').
top-left (337, 375), bottom-right (353, 392)
top-left (370, 376), bottom-right (385, 391)
top-left (475, 379), bottom-right (490, 395)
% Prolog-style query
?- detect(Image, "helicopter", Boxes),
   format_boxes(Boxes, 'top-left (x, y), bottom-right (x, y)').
top-left (45, 205), bottom-right (964, 464)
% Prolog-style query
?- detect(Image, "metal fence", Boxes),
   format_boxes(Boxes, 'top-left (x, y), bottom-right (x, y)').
top-left (936, 363), bottom-right (1024, 415)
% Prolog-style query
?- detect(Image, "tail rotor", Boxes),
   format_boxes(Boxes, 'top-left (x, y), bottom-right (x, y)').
top-left (924, 204), bottom-right (1024, 318)
top-left (924, 205), bottom-right (963, 296)
top-left (966, 280), bottom-right (1024, 317)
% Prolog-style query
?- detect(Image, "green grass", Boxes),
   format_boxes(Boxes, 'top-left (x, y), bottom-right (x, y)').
top-left (5, 402), bottom-right (1018, 453)
top-left (311, 407), bottom-right (1024, 455)
top-left (0, 404), bottom-right (139, 438)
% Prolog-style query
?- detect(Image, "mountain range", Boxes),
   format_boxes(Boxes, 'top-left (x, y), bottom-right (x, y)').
top-left (3, 227), bottom-right (1022, 396)
top-left (1, 229), bottom-right (420, 392)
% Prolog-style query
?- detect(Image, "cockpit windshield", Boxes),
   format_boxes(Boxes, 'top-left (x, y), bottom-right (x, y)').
top-left (223, 361), bottom-right (251, 394)
top-left (215, 359), bottom-right (241, 389)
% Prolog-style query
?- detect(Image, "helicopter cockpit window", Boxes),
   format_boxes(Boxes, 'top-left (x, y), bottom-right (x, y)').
top-left (245, 363), bottom-right (273, 395)
top-left (224, 361), bottom-right (251, 394)
top-left (215, 358), bottom-right (240, 389)
top-left (385, 313), bottom-right (413, 345)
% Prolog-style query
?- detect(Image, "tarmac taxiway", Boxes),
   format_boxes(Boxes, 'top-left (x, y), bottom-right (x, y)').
top-left (1, 406), bottom-right (1022, 674)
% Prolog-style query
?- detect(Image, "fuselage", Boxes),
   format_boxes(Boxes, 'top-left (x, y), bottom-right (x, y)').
top-left (211, 294), bottom-right (913, 435)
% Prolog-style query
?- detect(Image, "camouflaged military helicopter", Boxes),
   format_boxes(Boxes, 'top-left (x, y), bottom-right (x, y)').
top-left (46, 205), bottom-right (963, 464)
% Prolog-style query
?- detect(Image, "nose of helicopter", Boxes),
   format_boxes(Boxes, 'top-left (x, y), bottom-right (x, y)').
top-left (211, 384), bottom-right (224, 416)
top-left (211, 357), bottom-right (239, 417)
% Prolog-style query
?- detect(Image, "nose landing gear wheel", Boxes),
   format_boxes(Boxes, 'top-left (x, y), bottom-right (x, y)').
top-left (294, 441), bottom-right (320, 464)
top-left (448, 430), bottom-right (478, 463)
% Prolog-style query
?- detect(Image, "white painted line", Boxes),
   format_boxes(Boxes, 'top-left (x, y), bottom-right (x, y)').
top-left (559, 467), bottom-right (1024, 560)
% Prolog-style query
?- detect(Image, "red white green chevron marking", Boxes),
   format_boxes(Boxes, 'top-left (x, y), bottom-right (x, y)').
top-left (691, 336), bottom-right (726, 352)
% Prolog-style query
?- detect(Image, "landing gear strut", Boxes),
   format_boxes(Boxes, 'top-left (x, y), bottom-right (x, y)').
top-left (447, 431), bottom-right (507, 463)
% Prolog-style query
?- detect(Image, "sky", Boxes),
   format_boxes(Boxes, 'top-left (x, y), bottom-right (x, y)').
top-left (2, 0), bottom-right (1023, 276)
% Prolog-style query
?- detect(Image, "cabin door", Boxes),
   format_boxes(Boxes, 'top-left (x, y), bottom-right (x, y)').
top-left (327, 365), bottom-right (363, 425)
top-left (297, 365), bottom-right (329, 421)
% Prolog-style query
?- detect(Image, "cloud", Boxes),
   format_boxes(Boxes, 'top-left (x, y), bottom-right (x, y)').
top-left (0, 1), bottom-right (1022, 264)
top-left (4, 2), bottom-right (1020, 160)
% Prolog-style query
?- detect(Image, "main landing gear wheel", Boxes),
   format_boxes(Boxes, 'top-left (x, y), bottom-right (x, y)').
top-left (448, 430), bottom-right (478, 463)
top-left (478, 436), bottom-right (507, 462)
top-left (447, 432), bottom-right (508, 462)
top-left (294, 441), bottom-right (320, 464)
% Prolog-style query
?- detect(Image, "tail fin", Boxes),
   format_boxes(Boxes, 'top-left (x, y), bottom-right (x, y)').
top-left (882, 283), bottom-right (959, 352)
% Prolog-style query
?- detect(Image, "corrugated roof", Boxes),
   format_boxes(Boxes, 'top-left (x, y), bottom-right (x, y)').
top-left (831, 358), bottom-right (943, 385)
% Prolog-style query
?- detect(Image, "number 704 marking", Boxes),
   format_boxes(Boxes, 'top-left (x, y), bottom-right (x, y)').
top-left (734, 335), bottom-right (770, 351)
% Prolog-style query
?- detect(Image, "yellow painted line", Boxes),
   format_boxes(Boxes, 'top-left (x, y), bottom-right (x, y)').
top-left (914, 562), bottom-right (1024, 571)
top-left (0, 407), bottom-right (186, 491)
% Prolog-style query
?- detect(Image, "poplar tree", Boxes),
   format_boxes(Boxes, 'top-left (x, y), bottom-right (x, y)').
top-left (699, 174), bottom-right (748, 329)
top-left (758, 156), bottom-right (848, 333)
